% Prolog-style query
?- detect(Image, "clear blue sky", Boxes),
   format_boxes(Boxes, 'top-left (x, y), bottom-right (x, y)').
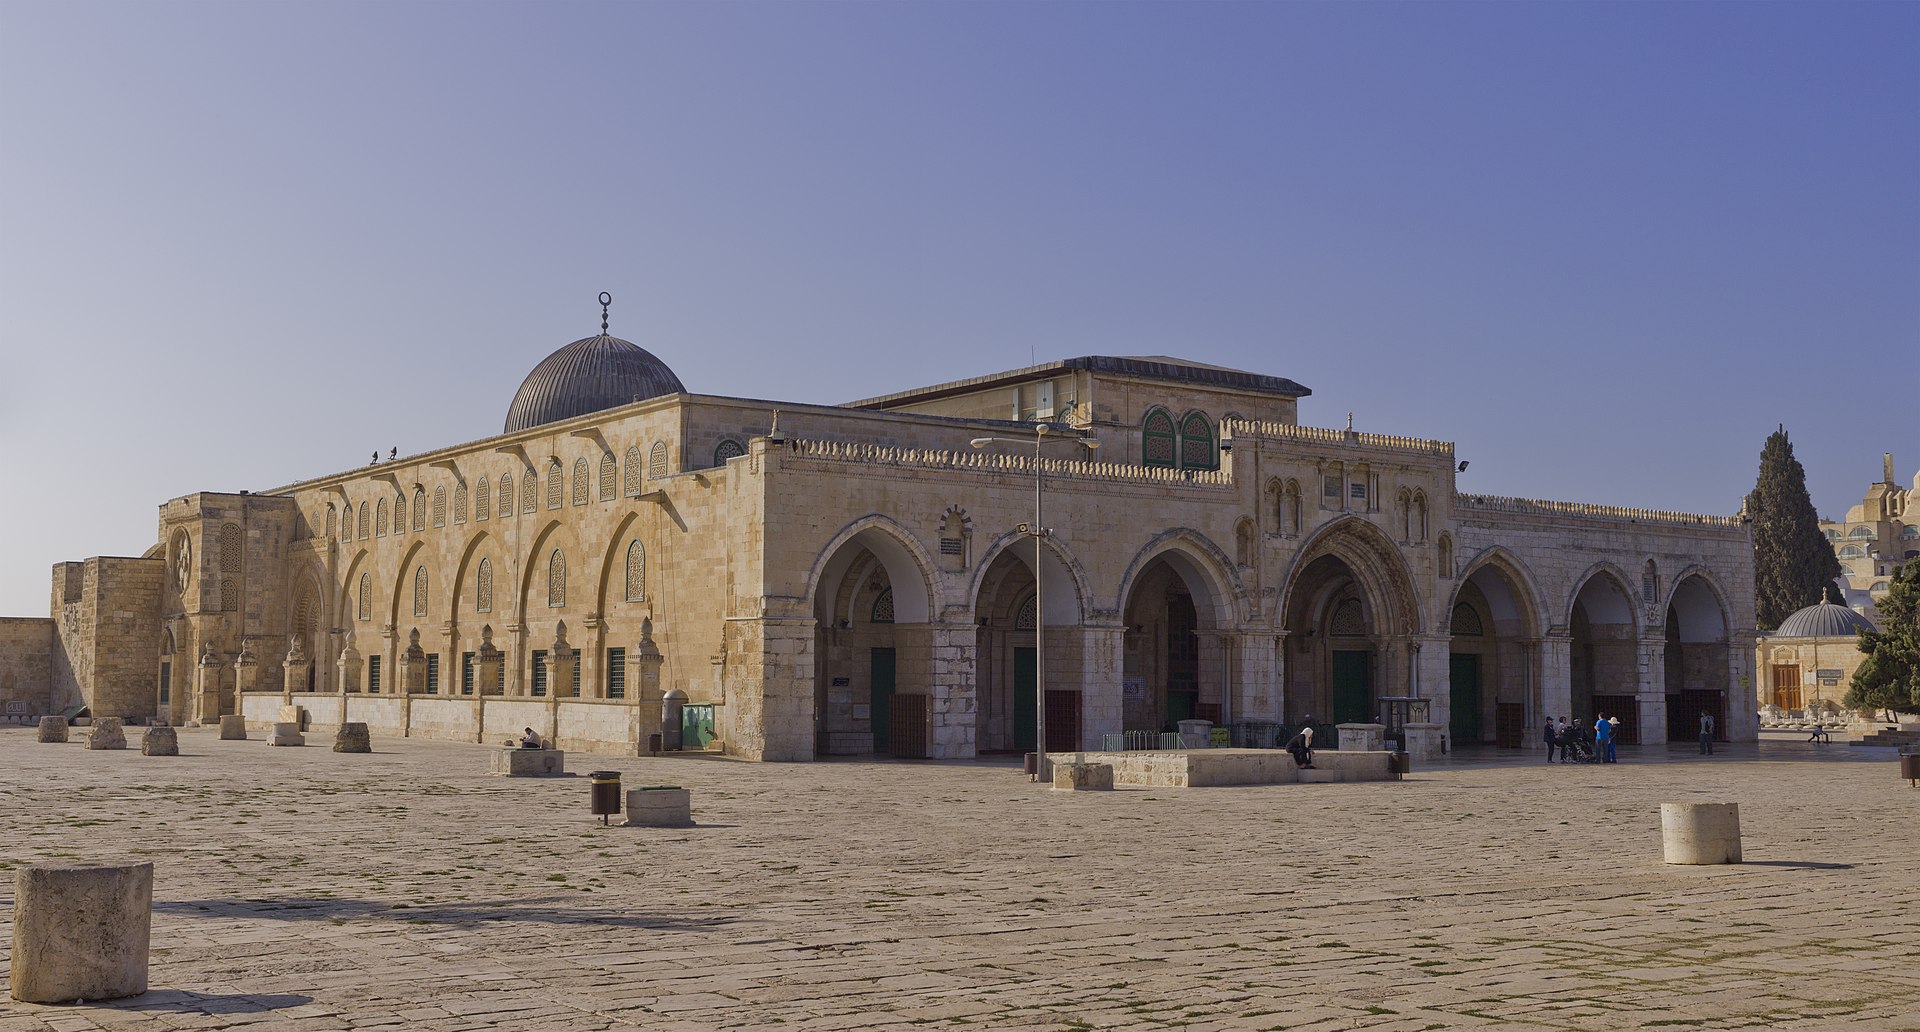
top-left (1, 1), bottom-right (1914, 617)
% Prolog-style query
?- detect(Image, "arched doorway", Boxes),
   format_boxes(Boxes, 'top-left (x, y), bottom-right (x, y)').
top-left (1664, 574), bottom-right (1731, 744)
top-left (1448, 554), bottom-right (1542, 747)
top-left (1120, 544), bottom-right (1232, 736)
top-left (291, 583), bottom-right (322, 692)
top-left (810, 525), bottom-right (935, 758)
top-left (1283, 555), bottom-right (1384, 730)
top-left (1568, 570), bottom-right (1637, 731)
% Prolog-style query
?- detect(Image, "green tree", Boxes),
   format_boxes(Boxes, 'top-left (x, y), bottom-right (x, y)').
top-left (1747, 426), bottom-right (1842, 630)
top-left (1846, 559), bottom-right (1920, 719)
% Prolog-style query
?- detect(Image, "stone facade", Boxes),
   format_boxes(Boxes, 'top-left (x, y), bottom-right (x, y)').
top-left (0, 617), bottom-right (54, 718)
top-left (1820, 451), bottom-right (1917, 622)
top-left (13, 338), bottom-right (1759, 759)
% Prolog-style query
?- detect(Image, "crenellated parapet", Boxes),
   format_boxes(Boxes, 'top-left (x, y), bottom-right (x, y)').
top-left (1457, 493), bottom-right (1743, 529)
top-left (1222, 419), bottom-right (1454, 459)
top-left (783, 438), bottom-right (1235, 487)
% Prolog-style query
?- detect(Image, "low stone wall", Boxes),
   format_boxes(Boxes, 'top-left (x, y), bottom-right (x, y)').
top-left (1048, 748), bottom-right (1394, 788)
top-left (234, 693), bottom-right (670, 757)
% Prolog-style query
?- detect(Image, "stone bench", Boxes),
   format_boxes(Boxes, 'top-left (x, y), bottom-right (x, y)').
top-left (268, 722), bottom-right (305, 747)
top-left (624, 786), bottom-right (692, 827)
top-left (1052, 762), bottom-right (1114, 792)
top-left (219, 714), bottom-right (248, 741)
top-left (490, 748), bottom-right (566, 776)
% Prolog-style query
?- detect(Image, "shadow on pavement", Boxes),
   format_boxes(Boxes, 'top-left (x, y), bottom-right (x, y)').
top-left (156, 895), bottom-right (740, 930)
top-left (94, 990), bottom-right (313, 1014)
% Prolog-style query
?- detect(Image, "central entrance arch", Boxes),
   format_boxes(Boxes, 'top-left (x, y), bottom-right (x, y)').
top-left (809, 522), bottom-right (935, 757)
top-left (1278, 518), bottom-right (1422, 738)
top-left (1117, 536), bottom-right (1235, 735)
top-left (970, 533), bottom-right (1087, 753)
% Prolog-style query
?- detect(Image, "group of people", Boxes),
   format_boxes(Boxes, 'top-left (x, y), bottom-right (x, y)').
top-left (1543, 715), bottom-right (1620, 764)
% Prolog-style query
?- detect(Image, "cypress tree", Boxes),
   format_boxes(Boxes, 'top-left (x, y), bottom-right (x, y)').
top-left (1747, 425), bottom-right (1842, 630)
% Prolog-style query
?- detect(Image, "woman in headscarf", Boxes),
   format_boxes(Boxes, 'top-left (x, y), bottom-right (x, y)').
top-left (1285, 724), bottom-right (1315, 769)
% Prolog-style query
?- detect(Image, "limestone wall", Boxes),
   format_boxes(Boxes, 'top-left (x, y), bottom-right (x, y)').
top-left (48, 557), bottom-right (166, 720)
top-left (0, 617), bottom-right (54, 717)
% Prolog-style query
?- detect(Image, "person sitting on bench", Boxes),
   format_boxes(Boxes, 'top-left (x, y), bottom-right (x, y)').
top-left (1285, 725), bottom-right (1315, 769)
top-left (519, 727), bottom-right (543, 749)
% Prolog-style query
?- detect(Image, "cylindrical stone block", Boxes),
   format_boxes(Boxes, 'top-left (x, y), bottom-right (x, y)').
top-left (10, 863), bottom-right (153, 1004)
top-left (333, 722), bottom-right (371, 753)
top-left (141, 726), bottom-right (179, 756)
top-left (36, 716), bottom-right (68, 743)
top-left (1661, 802), bottom-right (1742, 865)
top-left (219, 714), bottom-right (247, 740)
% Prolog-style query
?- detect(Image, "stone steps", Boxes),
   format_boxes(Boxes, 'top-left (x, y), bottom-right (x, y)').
top-left (1851, 728), bottom-right (1920, 748)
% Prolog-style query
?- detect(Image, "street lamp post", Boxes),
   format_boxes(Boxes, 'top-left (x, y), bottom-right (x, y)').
top-left (971, 424), bottom-right (1099, 781)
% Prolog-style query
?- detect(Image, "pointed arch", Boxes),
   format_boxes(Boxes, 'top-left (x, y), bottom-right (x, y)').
top-left (803, 515), bottom-right (939, 624)
top-left (965, 528), bottom-right (1094, 626)
top-left (1113, 528), bottom-right (1244, 629)
top-left (1448, 545), bottom-right (1548, 639)
top-left (1278, 515), bottom-right (1423, 636)
top-left (1663, 566), bottom-right (1732, 643)
top-left (1565, 561), bottom-right (1640, 632)
top-left (1141, 408), bottom-right (1176, 468)
top-left (1177, 410), bottom-right (1215, 470)
top-left (449, 529), bottom-right (498, 617)
top-left (384, 540), bottom-right (428, 627)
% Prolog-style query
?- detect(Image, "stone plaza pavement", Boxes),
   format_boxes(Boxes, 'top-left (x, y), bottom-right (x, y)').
top-left (2, 731), bottom-right (1918, 1032)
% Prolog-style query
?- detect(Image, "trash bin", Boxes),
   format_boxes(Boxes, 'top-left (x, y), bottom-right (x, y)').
top-left (1900, 751), bottom-right (1920, 787)
top-left (661, 689), bottom-right (686, 751)
top-left (589, 771), bottom-right (622, 824)
top-left (1388, 752), bottom-right (1411, 779)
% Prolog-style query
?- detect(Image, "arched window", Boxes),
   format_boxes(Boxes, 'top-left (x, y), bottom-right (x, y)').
top-left (1178, 412), bottom-right (1215, 470)
top-left (1013, 593), bottom-right (1036, 630)
top-left (714, 439), bottom-right (746, 466)
top-left (376, 498), bottom-right (389, 537)
top-left (1329, 598), bottom-right (1367, 636)
top-left (1450, 602), bottom-right (1484, 636)
top-left (1235, 517), bottom-right (1255, 568)
top-left (624, 445), bottom-right (643, 496)
top-left (1825, 529), bottom-right (1842, 540)
top-left (433, 487), bottom-right (447, 528)
top-left (1903, 525), bottom-right (1919, 541)
top-left (1398, 489), bottom-right (1413, 541)
top-left (1142, 409), bottom-right (1176, 468)
top-left (219, 523), bottom-right (242, 570)
top-left (522, 468), bottom-right (537, 513)
top-left (1849, 526), bottom-right (1876, 539)
top-left (475, 477), bottom-right (489, 521)
top-left (357, 572), bottom-right (372, 621)
top-left (1839, 544), bottom-right (1866, 559)
top-left (572, 457), bottom-right (589, 505)
top-left (1642, 560), bottom-right (1659, 603)
top-left (453, 484), bottom-right (467, 524)
top-left (324, 504), bottom-right (337, 540)
top-left (649, 441), bottom-right (669, 479)
top-left (547, 548), bottom-right (566, 608)
top-left (599, 453), bottom-right (616, 500)
top-left (413, 566), bottom-right (428, 617)
top-left (871, 587), bottom-right (895, 624)
top-left (625, 541), bottom-right (646, 603)
top-left (475, 558), bottom-right (493, 614)
top-left (412, 488), bottom-right (426, 532)
top-left (357, 502), bottom-right (369, 540)
top-left (548, 460), bottom-right (564, 509)
top-left (220, 578), bottom-right (238, 612)
top-left (1437, 534), bottom-right (1453, 578)
top-left (496, 474), bottom-right (511, 518)
top-left (1412, 491), bottom-right (1429, 543)
top-left (395, 494), bottom-right (407, 534)
top-left (1871, 581), bottom-right (1890, 594)
top-left (1286, 479), bottom-right (1302, 535)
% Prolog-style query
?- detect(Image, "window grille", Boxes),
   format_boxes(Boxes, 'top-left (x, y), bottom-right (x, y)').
top-left (871, 587), bottom-right (895, 624)
top-left (625, 541), bottom-right (646, 602)
top-left (325, 505), bottom-right (337, 539)
top-left (453, 484), bottom-right (467, 524)
top-left (1330, 598), bottom-right (1367, 636)
top-left (572, 458), bottom-right (589, 505)
top-left (476, 558), bottom-right (493, 614)
top-left (425, 653), bottom-right (440, 694)
top-left (547, 461), bottom-right (563, 509)
top-left (474, 477), bottom-right (488, 520)
top-left (461, 652), bottom-right (475, 695)
top-left (548, 549), bottom-right (566, 608)
top-left (522, 468), bottom-right (537, 513)
top-left (412, 488), bottom-right (425, 532)
top-left (413, 566), bottom-right (428, 617)
top-left (1178, 412), bottom-right (1214, 470)
top-left (1450, 603), bottom-right (1484, 636)
top-left (219, 523), bottom-right (242, 569)
top-left (433, 486), bottom-right (447, 527)
top-left (497, 474), bottom-right (512, 518)
top-left (376, 499), bottom-right (388, 537)
top-left (649, 441), bottom-right (668, 479)
top-left (358, 572), bottom-right (372, 621)
top-left (1142, 410), bottom-right (1176, 468)
top-left (624, 446), bottom-right (642, 496)
top-left (531, 650), bottom-right (548, 697)
top-left (367, 655), bottom-right (382, 693)
top-left (220, 578), bottom-right (239, 613)
top-left (606, 647), bottom-right (626, 699)
top-left (714, 439), bottom-right (745, 466)
top-left (1014, 593), bottom-right (1037, 630)
top-left (600, 453), bottom-right (616, 500)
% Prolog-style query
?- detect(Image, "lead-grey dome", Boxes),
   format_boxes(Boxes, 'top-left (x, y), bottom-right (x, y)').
top-left (1774, 599), bottom-right (1876, 638)
top-left (504, 333), bottom-right (685, 434)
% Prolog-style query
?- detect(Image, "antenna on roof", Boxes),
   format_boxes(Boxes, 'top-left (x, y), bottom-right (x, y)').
top-left (600, 292), bottom-right (612, 335)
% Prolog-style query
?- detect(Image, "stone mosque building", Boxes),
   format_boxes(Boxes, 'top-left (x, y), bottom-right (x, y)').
top-left (2, 301), bottom-right (1760, 759)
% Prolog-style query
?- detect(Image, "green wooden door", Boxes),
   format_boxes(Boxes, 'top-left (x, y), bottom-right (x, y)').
top-left (1449, 654), bottom-right (1481, 745)
top-left (1332, 650), bottom-right (1372, 725)
top-left (1012, 647), bottom-right (1036, 752)
top-left (870, 648), bottom-right (896, 754)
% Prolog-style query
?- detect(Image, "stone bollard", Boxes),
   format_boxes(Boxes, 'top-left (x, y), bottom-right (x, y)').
top-left (333, 722), bottom-right (372, 753)
top-left (10, 862), bottom-right (153, 1004)
top-left (87, 718), bottom-right (127, 751)
top-left (1053, 762), bottom-right (1115, 792)
top-left (268, 722), bottom-right (305, 747)
top-left (1661, 802), bottom-right (1742, 864)
top-left (36, 715), bottom-right (68, 743)
top-left (141, 726), bottom-right (179, 756)
top-left (219, 714), bottom-right (248, 741)
top-left (624, 786), bottom-right (693, 827)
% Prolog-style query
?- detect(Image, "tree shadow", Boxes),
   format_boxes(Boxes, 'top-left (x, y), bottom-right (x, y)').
top-left (155, 895), bottom-right (740, 930)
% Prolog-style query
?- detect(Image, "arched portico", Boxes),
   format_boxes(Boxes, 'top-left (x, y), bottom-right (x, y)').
top-left (1664, 570), bottom-right (1732, 744)
top-left (969, 532), bottom-right (1087, 753)
top-left (1115, 533), bottom-right (1242, 737)
top-left (1447, 549), bottom-right (1544, 747)
top-left (1565, 565), bottom-right (1639, 737)
top-left (1278, 518), bottom-right (1423, 737)
top-left (807, 520), bottom-right (961, 758)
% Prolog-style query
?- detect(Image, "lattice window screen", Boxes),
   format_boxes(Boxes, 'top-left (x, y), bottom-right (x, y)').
top-left (599, 453), bottom-right (616, 500)
top-left (547, 549), bottom-right (566, 608)
top-left (625, 541), bottom-right (646, 603)
top-left (476, 558), bottom-right (493, 614)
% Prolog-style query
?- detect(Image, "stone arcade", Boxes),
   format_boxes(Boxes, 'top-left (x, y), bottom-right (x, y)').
top-left (4, 306), bottom-right (1758, 758)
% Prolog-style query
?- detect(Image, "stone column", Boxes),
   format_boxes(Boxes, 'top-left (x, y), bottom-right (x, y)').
top-left (1517, 638), bottom-right (1542, 747)
top-left (378, 624), bottom-right (398, 694)
top-left (926, 620), bottom-right (977, 759)
top-left (1076, 623), bottom-right (1126, 749)
top-left (545, 623), bottom-right (574, 743)
top-left (473, 624), bottom-right (503, 743)
top-left (1414, 634), bottom-right (1452, 738)
top-left (1539, 632), bottom-right (1572, 730)
top-left (1636, 637), bottom-right (1668, 745)
top-left (193, 643), bottom-right (222, 725)
top-left (281, 636), bottom-right (310, 706)
top-left (1727, 629), bottom-right (1759, 742)
top-left (730, 613), bottom-right (816, 762)
top-left (232, 640), bottom-right (258, 702)
top-left (581, 614), bottom-right (605, 700)
top-left (630, 618), bottom-right (665, 752)
top-left (336, 641), bottom-right (361, 729)
top-left (505, 622), bottom-right (527, 697)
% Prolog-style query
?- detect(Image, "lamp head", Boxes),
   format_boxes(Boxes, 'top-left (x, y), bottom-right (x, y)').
top-left (970, 438), bottom-right (993, 450)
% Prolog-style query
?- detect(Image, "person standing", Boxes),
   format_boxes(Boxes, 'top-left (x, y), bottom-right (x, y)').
top-left (1606, 715), bottom-right (1621, 763)
top-left (1543, 716), bottom-right (1559, 763)
top-left (1594, 712), bottom-right (1614, 764)
top-left (1698, 712), bottom-right (1715, 755)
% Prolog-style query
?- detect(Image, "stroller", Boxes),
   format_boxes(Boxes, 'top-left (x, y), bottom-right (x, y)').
top-left (1560, 731), bottom-right (1599, 764)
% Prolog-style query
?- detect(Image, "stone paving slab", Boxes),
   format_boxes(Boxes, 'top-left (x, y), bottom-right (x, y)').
top-left (2, 729), bottom-right (1918, 1030)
